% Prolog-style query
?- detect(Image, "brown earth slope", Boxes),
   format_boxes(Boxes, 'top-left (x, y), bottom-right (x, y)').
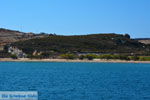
top-left (137, 39), bottom-right (150, 45)
top-left (0, 28), bottom-right (49, 46)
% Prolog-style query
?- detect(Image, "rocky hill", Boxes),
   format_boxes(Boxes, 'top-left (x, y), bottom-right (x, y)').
top-left (1, 28), bottom-right (150, 56)
top-left (135, 38), bottom-right (150, 45)
top-left (0, 28), bottom-right (49, 46)
top-left (0, 28), bottom-right (23, 45)
top-left (11, 33), bottom-right (150, 56)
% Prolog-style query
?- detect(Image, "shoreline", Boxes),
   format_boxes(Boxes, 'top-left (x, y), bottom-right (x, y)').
top-left (0, 58), bottom-right (150, 63)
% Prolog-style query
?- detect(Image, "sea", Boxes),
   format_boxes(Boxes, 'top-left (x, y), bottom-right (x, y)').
top-left (0, 62), bottom-right (150, 100)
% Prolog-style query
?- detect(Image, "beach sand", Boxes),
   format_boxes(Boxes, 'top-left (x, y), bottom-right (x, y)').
top-left (0, 58), bottom-right (150, 63)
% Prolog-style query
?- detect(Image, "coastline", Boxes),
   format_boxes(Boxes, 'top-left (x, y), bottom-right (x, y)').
top-left (0, 58), bottom-right (150, 63)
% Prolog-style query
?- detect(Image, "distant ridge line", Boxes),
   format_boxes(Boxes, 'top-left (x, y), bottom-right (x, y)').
top-left (135, 38), bottom-right (150, 40)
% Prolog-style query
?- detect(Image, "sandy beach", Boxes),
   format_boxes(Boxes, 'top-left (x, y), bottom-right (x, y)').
top-left (0, 58), bottom-right (150, 63)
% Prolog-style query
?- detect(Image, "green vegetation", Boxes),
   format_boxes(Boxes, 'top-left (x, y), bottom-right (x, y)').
top-left (26, 53), bottom-right (150, 61)
top-left (58, 53), bottom-right (148, 61)
top-left (85, 54), bottom-right (98, 60)
top-left (27, 55), bottom-right (43, 59)
top-left (4, 33), bottom-right (149, 61)
top-left (11, 34), bottom-right (149, 55)
top-left (79, 55), bottom-right (85, 60)
top-left (60, 54), bottom-right (77, 59)
top-left (98, 54), bottom-right (130, 60)
top-left (27, 52), bottom-right (55, 59)
top-left (129, 56), bottom-right (140, 61)
top-left (0, 51), bottom-right (11, 58)
top-left (99, 54), bottom-right (114, 59)
top-left (10, 54), bottom-right (18, 59)
top-left (139, 56), bottom-right (150, 61)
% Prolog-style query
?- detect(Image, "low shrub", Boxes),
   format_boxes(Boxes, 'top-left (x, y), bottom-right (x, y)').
top-left (139, 56), bottom-right (150, 61)
top-left (99, 54), bottom-right (113, 59)
top-left (60, 54), bottom-right (76, 59)
top-left (99, 54), bottom-right (130, 60)
top-left (10, 54), bottom-right (18, 59)
top-left (129, 56), bottom-right (140, 61)
top-left (79, 55), bottom-right (85, 60)
top-left (85, 54), bottom-right (98, 60)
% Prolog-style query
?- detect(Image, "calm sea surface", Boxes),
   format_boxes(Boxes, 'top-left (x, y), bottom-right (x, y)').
top-left (0, 62), bottom-right (150, 100)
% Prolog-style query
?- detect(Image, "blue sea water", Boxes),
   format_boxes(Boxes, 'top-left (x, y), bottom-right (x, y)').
top-left (0, 62), bottom-right (150, 100)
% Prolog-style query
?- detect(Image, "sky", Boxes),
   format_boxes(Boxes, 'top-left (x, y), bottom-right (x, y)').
top-left (0, 0), bottom-right (150, 38)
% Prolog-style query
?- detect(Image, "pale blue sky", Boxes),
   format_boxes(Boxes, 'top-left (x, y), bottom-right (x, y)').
top-left (0, 0), bottom-right (150, 38)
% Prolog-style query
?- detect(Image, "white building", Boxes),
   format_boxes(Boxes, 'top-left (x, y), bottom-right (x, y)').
top-left (8, 46), bottom-right (27, 58)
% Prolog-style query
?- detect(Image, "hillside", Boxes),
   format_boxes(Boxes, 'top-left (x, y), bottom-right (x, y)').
top-left (135, 38), bottom-right (150, 45)
top-left (0, 28), bottom-right (24, 46)
top-left (0, 28), bottom-right (49, 46)
top-left (11, 34), bottom-right (150, 56)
